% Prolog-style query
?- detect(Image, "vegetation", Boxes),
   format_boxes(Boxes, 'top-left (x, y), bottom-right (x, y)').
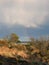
top-left (3, 33), bottom-right (20, 43)
top-left (0, 33), bottom-right (49, 65)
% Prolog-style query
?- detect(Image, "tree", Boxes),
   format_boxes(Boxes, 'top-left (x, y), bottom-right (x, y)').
top-left (29, 37), bottom-right (36, 47)
top-left (9, 33), bottom-right (20, 43)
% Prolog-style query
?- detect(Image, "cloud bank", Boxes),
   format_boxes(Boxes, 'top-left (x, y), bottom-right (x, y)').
top-left (0, 0), bottom-right (49, 28)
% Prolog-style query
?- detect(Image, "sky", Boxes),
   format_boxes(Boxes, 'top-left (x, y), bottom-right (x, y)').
top-left (0, 0), bottom-right (49, 41)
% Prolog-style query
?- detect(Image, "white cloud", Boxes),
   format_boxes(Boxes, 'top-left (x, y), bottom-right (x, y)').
top-left (0, 0), bottom-right (49, 28)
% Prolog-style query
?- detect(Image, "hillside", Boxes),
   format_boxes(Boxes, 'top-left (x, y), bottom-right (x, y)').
top-left (0, 39), bottom-right (49, 65)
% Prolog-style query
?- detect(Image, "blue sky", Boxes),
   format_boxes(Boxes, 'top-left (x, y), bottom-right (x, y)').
top-left (0, 0), bottom-right (49, 41)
